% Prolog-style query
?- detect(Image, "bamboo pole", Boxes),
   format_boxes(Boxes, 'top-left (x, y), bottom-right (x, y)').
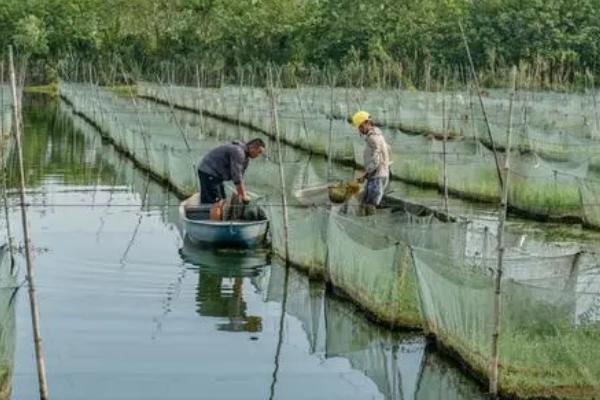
top-left (459, 21), bottom-right (504, 189)
top-left (442, 77), bottom-right (449, 215)
top-left (268, 68), bottom-right (290, 264)
top-left (327, 71), bottom-right (335, 181)
top-left (195, 64), bottom-right (205, 134)
top-left (489, 66), bottom-right (517, 397)
top-left (0, 60), bottom-right (15, 269)
top-left (9, 45), bottom-right (50, 400)
top-left (589, 70), bottom-right (599, 139)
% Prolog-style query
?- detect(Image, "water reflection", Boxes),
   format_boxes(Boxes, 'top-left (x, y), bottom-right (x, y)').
top-left (180, 238), bottom-right (268, 333)
top-left (264, 261), bottom-right (486, 400)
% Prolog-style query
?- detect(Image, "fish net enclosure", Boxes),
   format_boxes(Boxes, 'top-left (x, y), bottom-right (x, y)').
top-left (325, 210), bottom-right (468, 328)
top-left (580, 178), bottom-right (600, 227)
top-left (411, 246), bottom-right (600, 399)
top-left (0, 247), bottom-right (16, 400)
top-left (60, 83), bottom-right (200, 195)
top-left (135, 80), bottom-right (600, 228)
top-left (58, 78), bottom-right (600, 398)
top-left (265, 169), bottom-right (476, 329)
top-left (61, 83), bottom-right (322, 205)
top-left (137, 82), bottom-right (356, 161)
top-left (508, 154), bottom-right (588, 217)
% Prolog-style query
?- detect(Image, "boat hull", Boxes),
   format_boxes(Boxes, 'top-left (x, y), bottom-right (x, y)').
top-left (180, 194), bottom-right (268, 248)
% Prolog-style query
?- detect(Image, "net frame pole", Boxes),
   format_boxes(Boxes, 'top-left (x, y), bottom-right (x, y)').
top-left (442, 76), bottom-right (449, 215)
top-left (459, 21), bottom-right (504, 189)
top-left (327, 69), bottom-right (335, 181)
top-left (589, 70), bottom-right (599, 139)
top-left (0, 59), bottom-right (15, 269)
top-left (489, 66), bottom-right (517, 397)
top-left (9, 45), bottom-right (50, 400)
top-left (268, 67), bottom-right (290, 264)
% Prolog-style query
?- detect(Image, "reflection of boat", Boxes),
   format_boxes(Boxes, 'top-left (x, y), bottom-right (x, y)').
top-left (179, 235), bottom-right (269, 272)
top-left (181, 242), bottom-right (269, 333)
top-left (179, 194), bottom-right (269, 248)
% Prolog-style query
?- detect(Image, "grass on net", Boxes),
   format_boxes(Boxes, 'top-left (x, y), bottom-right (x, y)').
top-left (508, 179), bottom-right (581, 215)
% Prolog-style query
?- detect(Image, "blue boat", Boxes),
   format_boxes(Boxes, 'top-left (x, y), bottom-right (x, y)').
top-left (179, 194), bottom-right (269, 248)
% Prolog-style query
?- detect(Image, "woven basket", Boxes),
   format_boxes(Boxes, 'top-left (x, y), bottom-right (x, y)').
top-left (328, 181), bottom-right (362, 203)
top-left (328, 184), bottom-right (348, 203)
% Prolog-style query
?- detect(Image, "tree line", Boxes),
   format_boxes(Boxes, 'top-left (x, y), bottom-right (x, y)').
top-left (1, 0), bottom-right (599, 87)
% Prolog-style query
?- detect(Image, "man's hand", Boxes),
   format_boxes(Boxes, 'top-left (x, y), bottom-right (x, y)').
top-left (236, 181), bottom-right (251, 204)
top-left (356, 174), bottom-right (367, 184)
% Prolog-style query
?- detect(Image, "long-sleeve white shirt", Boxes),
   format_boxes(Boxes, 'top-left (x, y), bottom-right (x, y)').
top-left (362, 127), bottom-right (391, 179)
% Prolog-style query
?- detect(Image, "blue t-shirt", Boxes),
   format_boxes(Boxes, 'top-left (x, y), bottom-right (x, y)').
top-left (198, 141), bottom-right (249, 184)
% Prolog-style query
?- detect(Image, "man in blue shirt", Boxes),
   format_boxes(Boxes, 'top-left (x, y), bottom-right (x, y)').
top-left (198, 138), bottom-right (266, 219)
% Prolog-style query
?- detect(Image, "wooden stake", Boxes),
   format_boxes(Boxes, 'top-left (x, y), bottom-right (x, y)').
top-left (268, 68), bottom-right (290, 264)
top-left (442, 77), bottom-right (449, 215)
top-left (9, 45), bottom-right (50, 400)
top-left (327, 71), bottom-right (335, 181)
top-left (489, 66), bottom-right (517, 398)
top-left (459, 21), bottom-right (504, 190)
top-left (0, 59), bottom-right (15, 269)
top-left (589, 70), bottom-right (599, 139)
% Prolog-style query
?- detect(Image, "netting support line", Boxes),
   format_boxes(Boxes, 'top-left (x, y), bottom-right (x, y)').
top-left (9, 46), bottom-right (50, 400)
top-left (489, 66), bottom-right (517, 397)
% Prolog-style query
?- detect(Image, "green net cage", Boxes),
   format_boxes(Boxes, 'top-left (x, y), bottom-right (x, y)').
top-left (411, 246), bottom-right (600, 399)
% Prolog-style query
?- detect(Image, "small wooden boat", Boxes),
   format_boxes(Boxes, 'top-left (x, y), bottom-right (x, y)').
top-left (179, 194), bottom-right (269, 248)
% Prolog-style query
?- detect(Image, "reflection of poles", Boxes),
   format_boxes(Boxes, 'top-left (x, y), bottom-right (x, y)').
top-left (9, 46), bottom-right (50, 400)
top-left (268, 263), bottom-right (291, 400)
top-left (489, 66), bottom-right (517, 397)
top-left (391, 344), bottom-right (400, 400)
top-left (119, 172), bottom-right (150, 268)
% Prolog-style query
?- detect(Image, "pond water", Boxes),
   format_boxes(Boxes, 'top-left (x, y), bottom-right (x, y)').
top-left (4, 96), bottom-right (487, 399)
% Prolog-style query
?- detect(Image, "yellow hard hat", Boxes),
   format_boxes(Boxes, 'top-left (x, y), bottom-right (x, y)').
top-left (351, 111), bottom-right (370, 128)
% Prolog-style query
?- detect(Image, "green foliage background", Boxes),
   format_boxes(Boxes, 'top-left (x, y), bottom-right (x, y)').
top-left (1, 0), bottom-right (600, 85)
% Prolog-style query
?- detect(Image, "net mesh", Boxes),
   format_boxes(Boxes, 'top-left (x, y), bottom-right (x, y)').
top-left (135, 82), bottom-right (600, 228)
top-left (411, 246), bottom-right (600, 398)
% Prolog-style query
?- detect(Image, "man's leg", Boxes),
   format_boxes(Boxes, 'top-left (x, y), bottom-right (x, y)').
top-left (199, 171), bottom-right (225, 220)
top-left (362, 177), bottom-right (385, 215)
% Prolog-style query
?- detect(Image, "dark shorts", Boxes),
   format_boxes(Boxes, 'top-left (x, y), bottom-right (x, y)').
top-left (198, 170), bottom-right (225, 204)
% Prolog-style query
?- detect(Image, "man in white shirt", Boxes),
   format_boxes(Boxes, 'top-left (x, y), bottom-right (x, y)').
top-left (351, 111), bottom-right (391, 210)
